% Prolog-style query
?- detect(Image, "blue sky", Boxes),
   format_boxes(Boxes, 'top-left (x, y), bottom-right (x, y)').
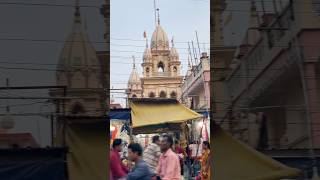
top-left (110, 0), bottom-right (210, 106)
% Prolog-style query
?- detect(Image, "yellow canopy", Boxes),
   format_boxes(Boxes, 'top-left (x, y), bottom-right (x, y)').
top-left (55, 120), bottom-right (107, 180)
top-left (130, 99), bottom-right (202, 128)
top-left (67, 122), bottom-right (107, 180)
top-left (214, 125), bottom-right (301, 180)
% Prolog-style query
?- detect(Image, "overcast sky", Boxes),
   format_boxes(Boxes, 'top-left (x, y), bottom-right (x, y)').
top-left (0, 0), bottom-right (104, 146)
top-left (110, 0), bottom-right (285, 107)
top-left (110, 0), bottom-right (210, 107)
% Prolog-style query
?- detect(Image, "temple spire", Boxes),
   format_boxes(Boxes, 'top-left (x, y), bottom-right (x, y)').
top-left (143, 31), bottom-right (148, 48)
top-left (171, 36), bottom-right (175, 47)
top-left (132, 55), bottom-right (136, 69)
top-left (84, 12), bottom-right (88, 30)
top-left (153, 0), bottom-right (157, 27)
top-left (74, 0), bottom-right (81, 23)
top-left (157, 8), bottom-right (160, 25)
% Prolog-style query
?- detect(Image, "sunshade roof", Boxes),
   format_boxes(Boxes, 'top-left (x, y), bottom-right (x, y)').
top-left (130, 98), bottom-right (202, 128)
top-left (214, 124), bottom-right (301, 180)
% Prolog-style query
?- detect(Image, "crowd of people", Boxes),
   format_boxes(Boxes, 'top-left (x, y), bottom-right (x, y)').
top-left (110, 134), bottom-right (211, 180)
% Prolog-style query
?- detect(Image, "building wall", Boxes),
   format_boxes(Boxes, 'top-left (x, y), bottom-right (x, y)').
top-left (282, 80), bottom-right (308, 148)
top-left (181, 55), bottom-right (210, 110)
top-left (218, 0), bottom-right (320, 149)
top-left (128, 36), bottom-right (182, 100)
top-left (142, 80), bottom-right (182, 98)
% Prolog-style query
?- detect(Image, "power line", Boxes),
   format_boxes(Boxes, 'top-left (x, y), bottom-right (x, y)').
top-left (192, 0), bottom-right (209, 3)
top-left (111, 49), bottom-right (190, 55)
top-left (0, 101), bottom-right (50, 109)
top-left (0, 86), bottom-right (55, 105)
top-left (0, 0), bottom-right (318, 8)
top-left (0, 37), bottom-right (202, 50)
top-left (111, 37), bottom-right (210, 44)
top-left (2, 37), bottom-right (320, 49)
top-left (216, 0), bottom-right (319, 4)
top-left (111, 43), bottom-right (191, 49)
top-left (0, 2), bottom-right (101, 8)
top-left (0, 37), bottom-right (106, 44)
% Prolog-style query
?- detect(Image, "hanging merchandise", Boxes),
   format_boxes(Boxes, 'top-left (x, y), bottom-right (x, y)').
top-left (202, 119), bottom-right (209, 141)
top-left (110, 125), bottom-right (115, 139)
top-left (121, 123), bottom-right (131, 134)
top-left (111, 125), bottom-right (118, 140)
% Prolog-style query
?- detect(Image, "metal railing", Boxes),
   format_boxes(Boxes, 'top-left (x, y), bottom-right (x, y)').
top-left (226, 2), bottom-right (294, 102)
top-left (181, 58), bottom-right (210, 93)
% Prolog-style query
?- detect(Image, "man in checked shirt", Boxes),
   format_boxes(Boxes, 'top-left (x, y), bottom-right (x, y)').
top-left (143, 135), bottom-right (162, 175)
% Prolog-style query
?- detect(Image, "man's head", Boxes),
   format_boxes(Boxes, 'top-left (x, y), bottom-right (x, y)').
top-left (160, 134), bottom-right (173, 152)
top-left (152, 135), bottom-right (160, 145)
top-left (174, 140), bottom-right (179, 146)
top-left (128, 143), bottom-right (143, 162)
top-left (112, 139), bottom-right (123, 152)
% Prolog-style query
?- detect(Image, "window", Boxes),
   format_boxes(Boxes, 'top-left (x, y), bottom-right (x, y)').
top-left (71, 103), bottom-right (85, 114)
top-left (73, 57), bottom-right (81, 66)
top-left (149, 92), bottom-right (155, 98)
top-left (159, 91), bottom-right (166, 98)
top-left (267, 30), bottom-right (274, 48)
top-left (173, 66), bottom-right (177, 72)
top-left (146, 67), bottom-right (150, 77)
top-left (312, 0), bottom-right (320, 15)
top-left (170, 91), bottom-right (177, 98)
top-left (158, 62), bottom-right (164, 72)
top-left (132, 94), bottom-right (137, 98)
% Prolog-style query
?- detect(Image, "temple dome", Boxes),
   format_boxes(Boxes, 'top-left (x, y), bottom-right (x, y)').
top-left (57, 5), bottom-right (101, 88)
top-left (143, 48), bottom-right (152, 61)
top-left (151, 25), bottom-right (169, 51)
top-left (170, 46), bottom-right (179, 59)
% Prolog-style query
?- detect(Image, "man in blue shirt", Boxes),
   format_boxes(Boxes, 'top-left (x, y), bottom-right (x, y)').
top-left (127, 143), bottom-right (153, 180)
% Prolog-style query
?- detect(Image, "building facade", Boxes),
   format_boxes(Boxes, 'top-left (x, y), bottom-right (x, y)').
top-left (127, 19), bottom-right (183, 101)
top-left (101, 0), bottom-right (109, 112)
top-left (212, 0), bottom-right (320, 178)
top-left (50, 1), bottom-right (106, 126)
top-left (181, 52), bottom-right (210, 111)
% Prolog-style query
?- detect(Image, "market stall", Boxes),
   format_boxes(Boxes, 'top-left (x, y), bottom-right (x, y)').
top-left (109, 99), bottom-right (209, 177)
top-left (130, 98), bottom-right (207, 177)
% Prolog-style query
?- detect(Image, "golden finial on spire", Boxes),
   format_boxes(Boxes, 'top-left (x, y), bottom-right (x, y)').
top-left (157, 8), bottom-right (160, 25)
top-left (171, 36), bottom-right (174, 47)
top-left (143, 31), bottom-right (148, 48)
top-left (132, 55), bottom-right (136, 69)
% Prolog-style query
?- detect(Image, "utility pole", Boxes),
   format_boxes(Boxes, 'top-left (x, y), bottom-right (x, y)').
top-left (196, 31), bottom-right (201, 58)
top-left (192, 41), bottom-right (198, 64)
top-left (188, 42), bottom-right (194, 67)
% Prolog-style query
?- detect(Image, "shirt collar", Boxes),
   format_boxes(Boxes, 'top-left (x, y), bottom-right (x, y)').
top-left (112, 148), bottom-right (119, 153)
top-left (163, 148), bottom-right (173, 157)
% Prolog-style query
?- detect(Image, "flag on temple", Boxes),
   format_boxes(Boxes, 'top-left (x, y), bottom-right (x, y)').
top-left (111, 126), bottom-right (118, 140)
top-left (143, 31), bottom-right (147, 38)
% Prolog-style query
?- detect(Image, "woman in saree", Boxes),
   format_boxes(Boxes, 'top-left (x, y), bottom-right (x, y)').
top-left (196, 141), bottom-right (210, 180)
